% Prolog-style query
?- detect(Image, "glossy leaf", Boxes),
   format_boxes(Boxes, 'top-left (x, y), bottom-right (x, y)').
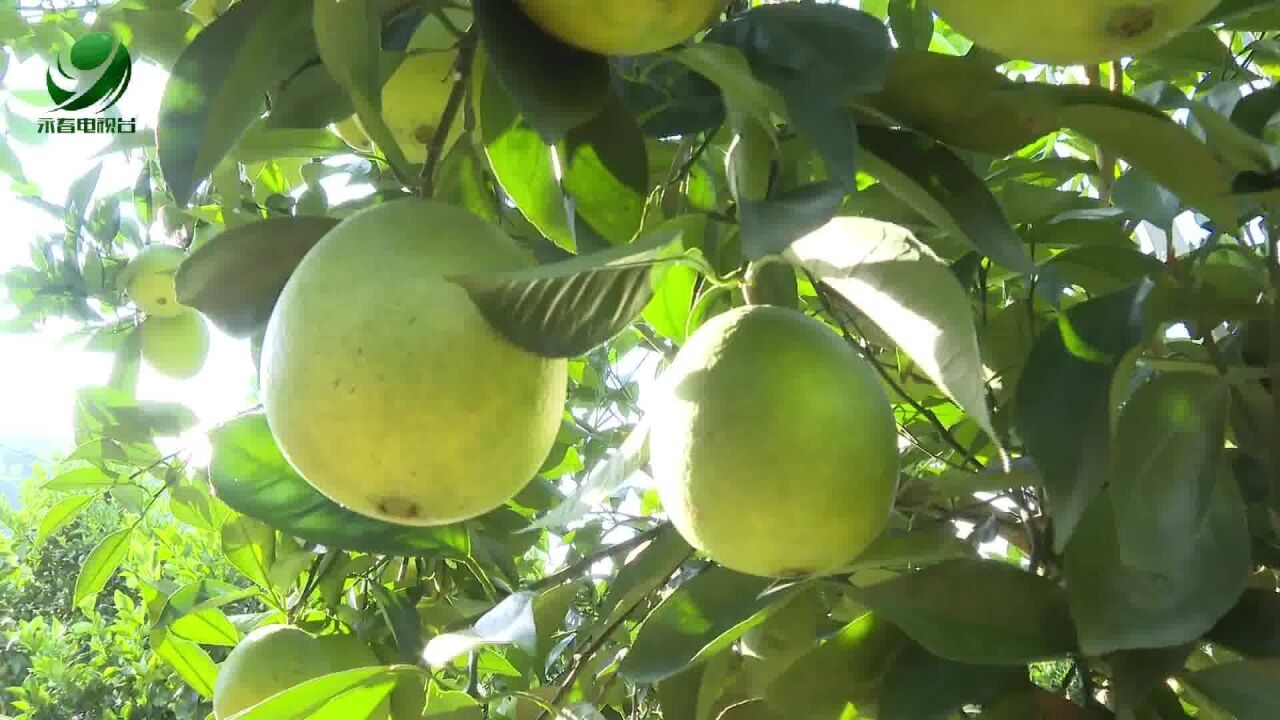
top-left (850, 559), bottom-right (1077, 664)
top-left (1014, 281), bottom-right (1154, 552)
top-left (73, 528), bottom-right (133, 609)
top-left (229, 666), bottom-right (410, 720)
top-left (738, 181), bottom-right (846, 260)
top-left (1182, 659), bottom-right (1280, 720)
top-left (175, 216), bottom-right (336, 336)
top-left (208, 414), bottom-right (470, 557)
top-left (559, 93), bottom-right (649, 245)
top-left (36, 494), bottom-right (96, 542)
top-left (620, 567), bottom-right (781, 684)
top-left (151, 630), bottom-right (219, 700)
top-left (765, 612), bottom-right (906, 717)
top-left (424, 591), bottom-right (536, 667)
top-left (787, 216), bottom-right (1001, 452)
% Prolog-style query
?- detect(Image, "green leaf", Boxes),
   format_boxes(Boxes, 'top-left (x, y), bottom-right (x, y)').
top-left (151, 629), bottom-right (219, 700)
top-left (738, 182), bottom-right (846, 260)
top-left (765, 612), bottom-right (906, 717)
top-left (597, 525), bottom-right (692, 624)
top-left (844, 526), bottom-right (977, 571)
top-left (880, 641), bottom-right (1024, 720)
top-left (786, 216), bottom-right (1001, 452)
top-left (859, 126), bottom-right (1035, 274)
top-left (371, 585), bottom-right (425, 664)
top-left (1013, 281), bottom-right (1154, 552)
top-left (1109, 645), bottom-right (1196, 714)
top-left (73, 528), bottom-right (133, 609)
top-left (36, 494), bottom-right (96, 543)
top-left (1064, 467), bottom-right (1251, 656)
top-left (156, 579), bottom-right (254, 647)
top-left (209, 414), bottom-right (470, 556)
top-left (1231, 86), bottom-right (1280, 138)
top-left (158, 0), bottom-right (317, 204)
top-left (559, 93), bottom-right (649, 245)
top-left (221, 515), bottom-right (276, 590)
top-left (619, 567), bottom-right (781, 684)
top-left (717, 700), bottom-right (785, 720)
top-left (672, 43), bottom-right (784, 132)
top-left (423, 591), bottom-right (536, 667)
top-left (44, 466), bottom-right (118, 491)
top-left (1182, 659), bottom-right (1280, 720)
top-left (1109, 373), bottom-right (1231, 568)
top-left (233, 124), bottom-right (350, 163)
top-left (850, 559), bottom-right (1077, 664)
top-left (452, 215), bottom-right (695, 358)
top-left (1208, 588), bottom-right (1280, 658)
top-left (471, 0), bottom-right (609, 143)
top-left (1051, 91), bottom-right (1236, 229)
top-left (476, 53), bottom-right (574, 251)
top-left (643, 260), bottom-right (699, 344)
top-left (228, 666), bottom-right (409, 720)
top-left (533, 582), bottom-right (579, 659)
top-left (312, 0), bottom-right (411, 178)
top-left (175, 216), bottom-right (337, 336)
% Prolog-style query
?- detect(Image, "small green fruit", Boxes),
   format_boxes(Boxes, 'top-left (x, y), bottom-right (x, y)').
top-left (141, 308), bottom-right (209, 379)
top-left (517, 0), bottom-right (726, 55)
top-left (125, 244), bottom-right (187, 318)
top-left (650, 305), bottom-right (899, 578)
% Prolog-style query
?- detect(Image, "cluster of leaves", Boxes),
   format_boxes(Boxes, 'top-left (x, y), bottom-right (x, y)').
top-left (4, 0), bottom-right (1280, 719)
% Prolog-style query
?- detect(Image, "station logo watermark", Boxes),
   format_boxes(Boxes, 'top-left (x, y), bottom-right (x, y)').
top-left (38, 32), bottom-right (138, 135)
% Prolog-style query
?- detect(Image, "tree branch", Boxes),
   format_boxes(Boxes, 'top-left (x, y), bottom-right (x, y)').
top-left (526, 523), bottom-right (671, 592)
top-left (419, 29), bottom-right (476, 198)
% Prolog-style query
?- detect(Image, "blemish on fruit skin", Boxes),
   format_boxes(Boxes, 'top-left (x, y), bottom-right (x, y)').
top-left (377, 497), bottom-right (420, 519)
top-left (1106, 6), bottom-right (1157, 40)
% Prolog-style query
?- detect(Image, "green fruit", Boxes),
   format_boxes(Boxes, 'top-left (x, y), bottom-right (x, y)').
top-left (650, 305), bottom-right (898, 578)
top-left (125, 244), bottom-right (187, 318)
top-left (213, 625), bottom-right (388, 720)
top-left (141, 308), bottom-right (210, 379)
top-left (931, 0), bottom-right (1221, 65)
top-left (725, 114), bottom-right (774, 205)
top-left (379, 8), bottom-right (470, 163)
top-left (260, 199), bottom-right (567, 526)
top-left (517, 0), bottom-right (726, 55)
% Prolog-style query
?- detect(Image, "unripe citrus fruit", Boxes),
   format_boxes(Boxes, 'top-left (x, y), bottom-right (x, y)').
top-left (141, 307), bottom-right (209, 379)
top-left (125, 244), bottom-right (187, 318)
top-left (213, 625), bottom-right (388, 720)
top-left (517, 0), bottom-right (726, 56)
top-left (931, 0), bottom-right (1220, 65)
top-left (649, 305), bottom-right (898, 578)
top-left (260, 199), bottom-right (567, 526)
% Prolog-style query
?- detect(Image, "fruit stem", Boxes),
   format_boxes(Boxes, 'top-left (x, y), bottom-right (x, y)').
top-left (419, 27), bottom-right (477, 198)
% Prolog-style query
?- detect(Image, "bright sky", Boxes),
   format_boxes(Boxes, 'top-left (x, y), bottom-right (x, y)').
top-left (0, 53), bottom-right (257, 450)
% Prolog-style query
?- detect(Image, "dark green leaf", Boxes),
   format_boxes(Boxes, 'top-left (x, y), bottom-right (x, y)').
top-left (859, 126), bottom-right (1035, 274)
top-left (739, 182), bottom-right (845, 260)
top-left (880, 641), bottom-right (1023, 720)
top-left (158, 0), bottom-right (317, 204)
top-left (851, 559), bottom-right (1077, 664)
top-left (1064, 468), bottom-right (1251, 656)
top-left (765, 612), bottom-right (906, 717)
top-left (1108, 645), bottom-right (1195, 714)
top-left (619, 567), bottom-right (781, 684)
top-left (452, 215), bottom-right (695, 358)
top-left (1209, 588), bottom-right (1280, 658)
top-left (1109, 373), bottom-right (1231, 568)
top-left (209, 414), bottom-right (471, 557)
top-left (1182, 659), bottom-right (1280, 720)
top-left (471, 0), bottom-right (609, 143)
top-left (372, 585), bottom-right (424, 664)
top-left (611, 54), bottom-right (725, 138)
top-left (174, 216), bottom-right (337, 336)
top-left (1231, 86), bottom-right (1280, 138)
top-left (1014, 281), bottom-right (1154, 552)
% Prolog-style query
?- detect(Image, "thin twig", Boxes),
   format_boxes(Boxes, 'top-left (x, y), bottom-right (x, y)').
top-left (526, 524), bottom-right (671, 592)
top-left (419, 29), bottom-right (476, 198)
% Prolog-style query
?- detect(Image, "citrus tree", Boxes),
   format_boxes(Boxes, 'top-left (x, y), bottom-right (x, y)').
top-left (2, 0), bottom-right (1280, 719)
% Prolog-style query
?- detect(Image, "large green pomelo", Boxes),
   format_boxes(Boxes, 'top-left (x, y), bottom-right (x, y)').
top-left (517, 0), bottom-right (726, 56)
top-left (260, 199), bottom-right (567, 526)
top-left (650, 305), bottom-right (899, 578)
top-left (932, 0), bottom-right (1221, 65)
top-left (213, 625), bottom-right (389, 719)
top-left (125, 244), bottom-right (187, 318)
top-left (141, 308), bottom-right (209, 379)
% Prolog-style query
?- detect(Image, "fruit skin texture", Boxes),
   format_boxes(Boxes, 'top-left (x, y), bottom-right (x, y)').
top-left (212, 625), bottom-right (388, 720)
top-left (517, 0), bottom-right (727, 56)
top-left (931, 0), bottom-right (1221, 65)
top-left (378, 8), bottom-right (468, 163)
top-left (141, 308), bottom-right (210, 379)
top-left (649, 305), bottom-right (899, 578)
top-left (260, 199), bottom-right (567, 527)
top-left (125, 244), bottom-right (187, 318)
